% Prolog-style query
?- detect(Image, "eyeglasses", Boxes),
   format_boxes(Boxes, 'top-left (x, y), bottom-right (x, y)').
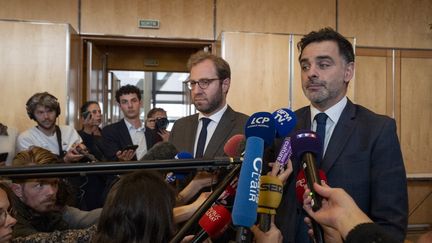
top-left (0, 207), bottom-right (15, 226)
top-left (183, 78), bottom-right (220, 90)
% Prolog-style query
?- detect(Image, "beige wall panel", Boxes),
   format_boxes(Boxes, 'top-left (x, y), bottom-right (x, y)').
top-left (407, 182), bottom-right (432, 224)
top-left (0, 0), bottom-right (79, 32)
top-left (400, 56), bottom-right (432, 173)
top-left (217, 0), bottom-right (336, 36)
top-left (291, 35), bottom-right (356, 110)
top-left (339, 0), bottom-right (432, 49)
top-left (0, 21), bottom-right (71, 132)
top-left (221, 32), bottom-right (291, 115)
top-left (354, 56), bottom-right (387, 115)
top-left (81, 0), bottom-right (213, 39)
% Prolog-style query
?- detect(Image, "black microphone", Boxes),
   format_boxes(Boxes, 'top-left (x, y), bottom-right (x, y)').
top-left (139, 142), bottom-right (178, 160)
top-left (291, 130), bottom-right (325, 243)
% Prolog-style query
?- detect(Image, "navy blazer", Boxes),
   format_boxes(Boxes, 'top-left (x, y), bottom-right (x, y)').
top-left (275, 99), bottom-right (408, 243)
top-left (101, 119), bottom-right (156, 161)
top-left (169, 106), bottom-right (249, 158)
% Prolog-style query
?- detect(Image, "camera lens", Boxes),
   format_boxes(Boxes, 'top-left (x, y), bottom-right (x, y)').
top-left (155, 117), bottom-right (169, 130)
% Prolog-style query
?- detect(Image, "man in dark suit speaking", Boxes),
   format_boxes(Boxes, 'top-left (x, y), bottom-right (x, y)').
top-left (169, 51), bottom-right (248, 159)
top-left (275, 28), bottom-right (408, 243)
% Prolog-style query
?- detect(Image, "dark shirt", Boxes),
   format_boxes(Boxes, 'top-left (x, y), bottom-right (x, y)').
top-left (346, 223), bottom-right (398, 243)
top-left (13, 198), bottom-right (69, 238)
top-left (78, 129), bottom-right (105, 161)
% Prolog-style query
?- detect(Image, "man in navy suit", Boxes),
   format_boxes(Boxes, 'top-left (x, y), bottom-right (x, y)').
top-left (275, 28), bottom-right (408, 243)
top-left (101, 85), bottom-right (155, 161)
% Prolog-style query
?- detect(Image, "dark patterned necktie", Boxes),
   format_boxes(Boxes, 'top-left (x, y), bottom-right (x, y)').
top-left (195, 118), bottom-right (211, 158)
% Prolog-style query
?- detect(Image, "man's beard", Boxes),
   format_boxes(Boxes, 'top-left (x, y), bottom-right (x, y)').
top-left (195, 89), bottom-right (223, 115)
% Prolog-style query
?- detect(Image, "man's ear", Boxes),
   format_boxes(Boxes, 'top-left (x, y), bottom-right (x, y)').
top-left (222, 78), bottom-right (230, 94)
top-left (10, 183), bottom-right (23, 199)
top-left (344, 62), bottom-right (355, 83)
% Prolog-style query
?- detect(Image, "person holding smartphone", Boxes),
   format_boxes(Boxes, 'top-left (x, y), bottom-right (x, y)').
top-left (101, 85), bottom-right (157, 161)
top-left (78, 101), bottom-right (104, 161)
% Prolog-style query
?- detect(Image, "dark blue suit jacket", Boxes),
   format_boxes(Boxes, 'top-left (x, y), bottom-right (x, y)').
top-left (101, 119), bottom-right (156, 161)
top-left (275, 99), bottom-right (408, 243)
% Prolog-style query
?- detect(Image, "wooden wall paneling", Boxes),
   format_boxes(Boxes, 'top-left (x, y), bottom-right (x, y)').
top-left (104, 46), bottom-right (198, 72)
top-left (220, 32), bottom-right (291, 115)
top-left (0, 21), bottom-right (74, 132)
top-left (407, 181), bottom-right (432, 225)
top-left (216, 0), bottom-right (336, 37)
top-left (0, 0), bottom-right (79, 32)
top-left (81, 0), bottom-right (214, 39)
top-left (354, 49), bottom-right (388, 116)
top-left (400, 50), bottom-right (432, 173)
top-left (338, 0), bottom-right (432, 49)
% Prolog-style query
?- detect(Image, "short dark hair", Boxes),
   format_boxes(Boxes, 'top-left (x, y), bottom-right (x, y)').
top-left (297, 27), bottom-right (355, 63)
top-left (146, 108), bottom-right (167, 119)
top-left (115, 85), bottom-right (142, 103)
top-left (80, 101), bottom-right (99, 114)
top-left (187, 51), bottom-right (231, 80)
top-left (94, 170), bottom-right (176, 243)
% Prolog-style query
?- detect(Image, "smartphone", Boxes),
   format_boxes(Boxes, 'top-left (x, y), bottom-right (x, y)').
top-left (82, 111), bottom-right (91, 119)
top-left (122, 145), bottom-right (139, 151)
top-left (0, 152), bottom-right (8, 162)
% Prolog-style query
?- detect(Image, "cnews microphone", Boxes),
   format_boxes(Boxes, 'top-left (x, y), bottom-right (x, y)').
top-left (224, 134), bottom-right (245, 157)
top-left (139, 142), bottom-right (178, 160)
top-left (257, 175), bottom-right (283, 232)
top-left (191, 205), bottom-right (232, 243)
top-left (244, 112), bottom-right (276, 147)
top-left (272, 108), bottom-right (297, 138)
top-left (232, 136), bottom-right (264, 242)
top-left (291, 130), bottom-right (325, 243)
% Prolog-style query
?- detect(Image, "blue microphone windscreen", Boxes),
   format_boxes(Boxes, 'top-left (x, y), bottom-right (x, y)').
top-left (244, 112), bottom-right (276, 146)
top-left (272, 108), bottom-right (297, 138)
top-left (290, 130), bottom-right (322, 161)
top-left (232, 136), bottom-right (264, 227)
top-left (175, 152), bottom-right (194, 159)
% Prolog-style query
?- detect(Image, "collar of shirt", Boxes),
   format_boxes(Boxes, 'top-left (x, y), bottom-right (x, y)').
top-left (194, 104), bottom-right (228, 155)
top-left (124, 119), bottom-right (145, 132)
top-left (310, 96), bottom-right (347, 128)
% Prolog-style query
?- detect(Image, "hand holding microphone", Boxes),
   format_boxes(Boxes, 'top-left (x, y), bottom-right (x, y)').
top-left (257, 175), bottom-right (283, 232)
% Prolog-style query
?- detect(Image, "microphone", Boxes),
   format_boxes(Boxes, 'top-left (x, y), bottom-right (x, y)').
top-left (291, 130), bottom-right (325, 243)
top-left (291, 130), bottom-right (323, 211)
top-left (166, 152), bottom-right (194, 183)
top-left (257, 175), bottom-right (283, 232)
top-left (139, 142), bottom-right (178, 160)
top-left (224, 134), bottom-right (245, 157)
top-left (232, 136), bottom-right (264, 242)
top-left (272, 108), bottom-right (297, 138)
top-left (295, 169), bottom-right (327, 204)
top-left (191, 205), bottom-right (232, 243)
top-left (244, 112), bottom-right (276, 147)
top-left (272, 108), bottom-right (297, 172)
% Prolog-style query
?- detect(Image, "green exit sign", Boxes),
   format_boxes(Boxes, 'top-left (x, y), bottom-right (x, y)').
top-left (139, 19), bottom-right (160, 29)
